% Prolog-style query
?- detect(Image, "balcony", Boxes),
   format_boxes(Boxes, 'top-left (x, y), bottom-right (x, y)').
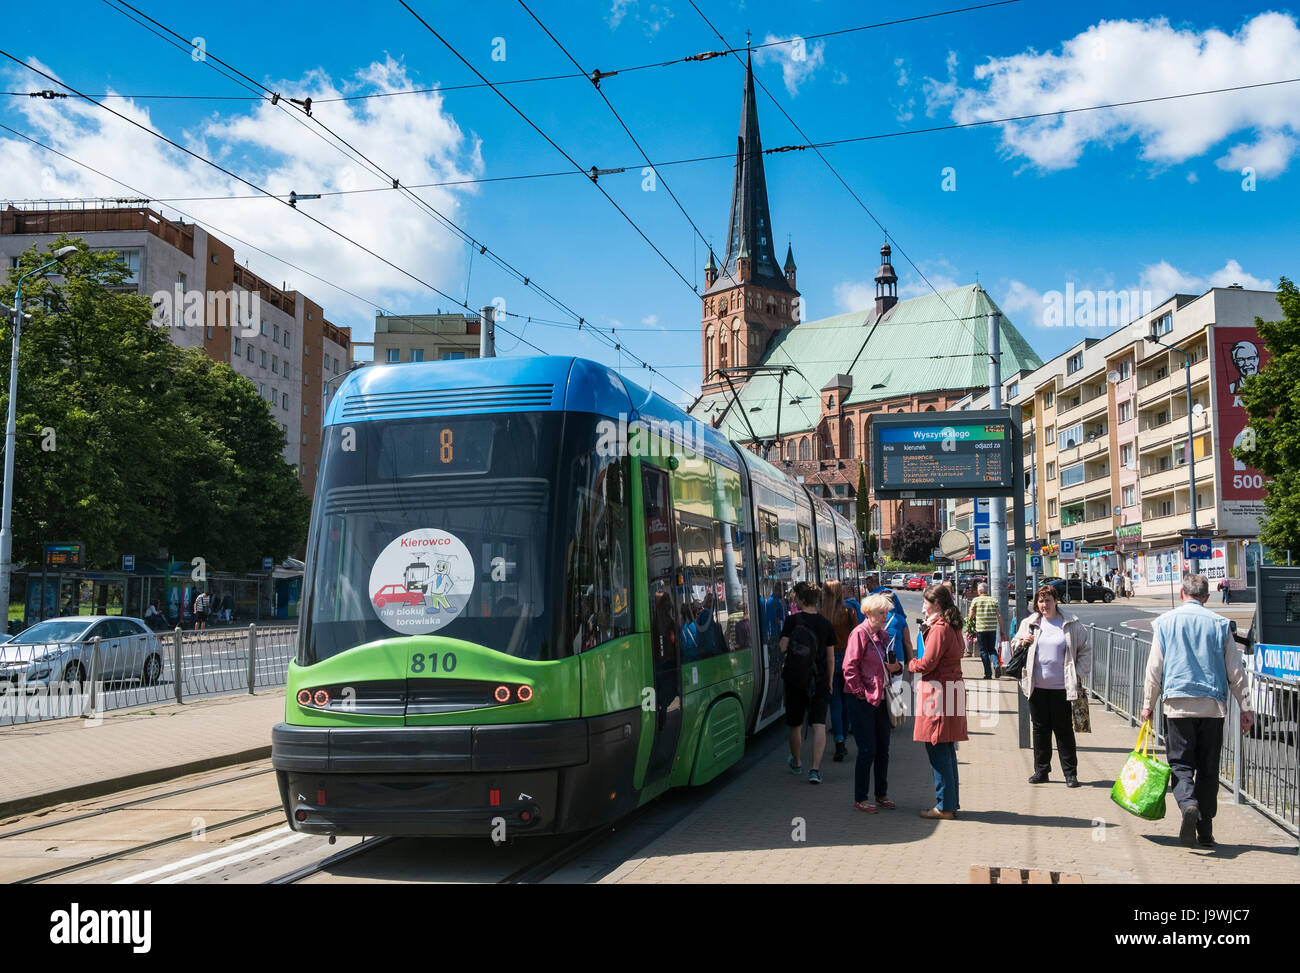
top-left (1141, 456), bottom-right (1215, 495)
top-left (1141, 509), bottom-right (1217, 545)
top-left (1082, 475), bottom-right (1113, 501)
top-left (1079, 516), bottom-right (1115, 542)
top-left (1137, 357), bottom-right (1211, 406)
top-left (1136, 418), bottom-right (1178, 450)
top-left (1056, 389), bottom-right (1108, 426)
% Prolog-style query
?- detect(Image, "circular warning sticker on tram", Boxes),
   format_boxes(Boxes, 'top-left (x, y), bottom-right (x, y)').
top-left (368, 529), bottom-right (475, 635)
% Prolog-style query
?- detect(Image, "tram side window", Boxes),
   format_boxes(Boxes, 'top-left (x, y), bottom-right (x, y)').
top-left (677, 519), bottom-right (718, 662)
top-left (564, 454), bottom-right (633, 653)
top-left (716, 521), bottom-right (749, 654)
top-left (756, 509), bottom-right (786, 646)
top-left (796, 524), bottom-right (812, 583)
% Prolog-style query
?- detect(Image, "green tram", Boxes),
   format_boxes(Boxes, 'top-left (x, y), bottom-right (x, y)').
top-left (272, 356), bottom-right (863, 836)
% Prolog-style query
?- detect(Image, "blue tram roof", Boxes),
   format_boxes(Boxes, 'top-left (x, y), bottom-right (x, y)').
top-left (326, 356), bottom-right (738, 466)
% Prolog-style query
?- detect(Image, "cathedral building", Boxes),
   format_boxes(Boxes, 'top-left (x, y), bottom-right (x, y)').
top-left (689, 54), bottom-right (1043, 557)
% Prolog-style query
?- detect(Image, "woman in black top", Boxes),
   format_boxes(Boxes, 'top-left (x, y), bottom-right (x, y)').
top-left (779, 580), bottom-right (836, 784)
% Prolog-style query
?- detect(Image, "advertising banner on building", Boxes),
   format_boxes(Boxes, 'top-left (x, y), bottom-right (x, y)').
top-left (1146, 549), bottom-right (1180, 586)
top-left (1213, 326), bottom-right (1272, 532)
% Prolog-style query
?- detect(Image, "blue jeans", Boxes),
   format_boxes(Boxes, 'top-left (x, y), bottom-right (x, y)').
top-left (924, 741), bottom-right (960, 812)
top-left (848, 694), bottom-right (891, 802)
top-left (830, 651), bottom-right (852, 741)
top-left (977, 630), bottom-right (998, 679)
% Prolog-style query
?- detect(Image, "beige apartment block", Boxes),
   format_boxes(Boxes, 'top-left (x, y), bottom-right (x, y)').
top-left (952, 284), bottom-right (1281, 598)
top-left (353, 313), bottom-right (481, 365)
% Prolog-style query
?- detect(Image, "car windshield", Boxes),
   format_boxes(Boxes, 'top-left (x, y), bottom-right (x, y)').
top-left (300, 412), bottom-right (633, 665)
top-left (13, 620), bottom-right (92, 644)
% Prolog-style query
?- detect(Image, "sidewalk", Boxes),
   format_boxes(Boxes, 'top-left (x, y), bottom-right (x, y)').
top-left (0, 692), bottom-right (283, 818)
top-left (603, 657), bottom-right (1300, 884)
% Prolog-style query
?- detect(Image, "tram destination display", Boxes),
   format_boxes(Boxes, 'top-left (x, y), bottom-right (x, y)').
top-left (871, 410), bottom-right (1017, 499)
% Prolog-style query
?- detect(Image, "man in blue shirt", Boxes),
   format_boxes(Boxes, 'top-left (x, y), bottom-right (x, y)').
top-left (1141, 574), bottom-right (1254, 848)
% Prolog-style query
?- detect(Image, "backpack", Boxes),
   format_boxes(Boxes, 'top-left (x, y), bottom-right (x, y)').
top-left (783, 614), bottom-right (821, 695)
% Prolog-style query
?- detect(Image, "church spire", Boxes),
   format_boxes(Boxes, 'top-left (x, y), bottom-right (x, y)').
top-left (717, 50), bottom-right (791, 293)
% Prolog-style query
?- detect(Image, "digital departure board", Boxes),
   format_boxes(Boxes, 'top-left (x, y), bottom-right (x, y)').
top-left (871, 410), bottom-right (1018, 499)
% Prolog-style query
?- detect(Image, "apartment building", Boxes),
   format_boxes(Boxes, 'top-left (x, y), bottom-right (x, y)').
top-left (0, 204), bottom-right (351, 498)
top-left (353, 313), bottom-right (482, 365)
top-left (952, 284), bottom-right (1281, 596)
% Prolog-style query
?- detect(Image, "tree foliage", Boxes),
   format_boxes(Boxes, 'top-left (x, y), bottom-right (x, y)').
top-left (0, 239), bottom-right (310, 570)
top-left (1233, 276), bottom-right (1300, 552)
top-left (891, 521), bottom-right (940, 565)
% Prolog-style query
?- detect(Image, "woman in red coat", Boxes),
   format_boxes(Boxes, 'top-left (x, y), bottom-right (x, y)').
top-left (907, 583), bottom-right (969, 820)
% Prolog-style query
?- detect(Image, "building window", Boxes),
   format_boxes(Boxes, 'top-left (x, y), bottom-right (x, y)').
top-left (1118, 400), bottom-right (1132, 423)
top-left (1154, 364), bottom-right (1169, 381)
top-left (1060, 463), bottom-right (1085, 487)
top-left (272, 355), bottom-right (279, 374)
top-left (1047, 498), bottom-right (1057, 517)
top-left (1173, 440), bottom-right (1188, 466)
top-left (258, 384), bottom-right (265, 397)
top-left (387, 348), bottom-right (400, 363)
top-left (260, 319), bottom-right (268, 336)
top-left (844, 423), bottom-right (855, 456)
top-left (332, 359), bottom-right (339, 374)
top-left (247, 345), bottom-right (254, 362)
top-left (234, 336), bottom-right (242, 356)
top-left (324, 354), bottom-right (331, 370)
top-left (1045, 425), bottom-right (1055, 445)
top-left (284, 332), bottom-right (291, 350)
top-left (282, 393), bottom-right (289, 410)
top-left (303, 406), bottom-right (308, 417)
top-left (442, 351), bottom-right (466, 361)
top-left (1043, 389), bottom-right (1054, 408)
top-left (283, 361), bottom-right (290, 380)
top-left (799, 437), bottom-right (811, 461)
top-left (1118, 359), bottom-right (1132, 380)
top-left (1122, 485), bottom-right (1136, 507)
top-left (260, 350), bottom-right (268, 368)
top-left (1159, 499), bottom-right (1173, 517)
top-left (273, 323), bottom-right (280, 342)
top-left (1007, 382), bottom-right (1019, 399)
top-left (111, 248), bottom-right (141, 285)
top-left (1120, 443), bottom-right (1134, 468)
top-left (411, 349), bottom-right (424, 362)
top-left (1154, 312), bottom-right (1173, 336)
top-left (1046, 461), bottom-right (1056, 480)
top-left (1059, 423), bottom-right (1084, 450)
top-left (1067, 352), bottom-right (1083, 374)
top-left (1155, 409), bottom-right (1169, 425)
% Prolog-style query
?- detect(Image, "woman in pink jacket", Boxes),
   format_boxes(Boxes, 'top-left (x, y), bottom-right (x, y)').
top-left (842, 593), bottom-right (904, 812)
top-left (907, 583), bottom-right (969, 820)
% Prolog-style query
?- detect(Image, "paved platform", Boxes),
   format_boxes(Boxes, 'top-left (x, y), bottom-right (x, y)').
top-left (0, 692), bottom-right (283, 818)
top-left (603, 657), bottom-right (1300, 884)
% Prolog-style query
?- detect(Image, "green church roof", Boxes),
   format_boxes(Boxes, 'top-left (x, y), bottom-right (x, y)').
top-left (690, 284), bottom-right (1043, 441)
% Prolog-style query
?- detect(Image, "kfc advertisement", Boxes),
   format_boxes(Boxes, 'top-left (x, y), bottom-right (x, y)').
top-left (1213, 326), bottom-right (1271, 528)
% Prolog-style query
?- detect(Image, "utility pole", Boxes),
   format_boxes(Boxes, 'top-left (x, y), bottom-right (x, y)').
top-left (987, 310), bottom-right (1009, 641)
top-left (479, 305), bottom-right (496, 358)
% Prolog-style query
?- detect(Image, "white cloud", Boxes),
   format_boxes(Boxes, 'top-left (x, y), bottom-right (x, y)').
top-left (640, 314), bottom-right (660, 328)
top-left (925, 13), bottom-right (1300, 176)
top-left (1186, 171), bottom-right (1199, 183)
top-left (999, 279), bottom-right (1045, 327)
top-left (1215, 130), bottom-right (1298, 177)
top-left (608, 1), bottom-right (673, 36)
top-left (1140, 259), bottom-right (1272, 297)
top-left (754, 34), bottom-right (826, 96)
top-left (2, 56), bottom-right (482, 333)
top-left (833, 279), bottom-right (875, 313)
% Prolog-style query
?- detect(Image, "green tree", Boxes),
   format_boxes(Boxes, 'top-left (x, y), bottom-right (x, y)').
top-left (855, 462), bottom-right (868, 537)
top-left (1, 238), bottom-right (308, 571)
top-left (1233, 276), bottom-right (1300, 552)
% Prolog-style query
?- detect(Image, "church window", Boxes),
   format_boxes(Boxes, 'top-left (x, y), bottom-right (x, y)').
top-left (799, 437), bottom-right (811, 461)
top-left (845, 423), bottom-right (855, 456)
top-left (730, 321), bottom-right (741, 365)
top-left (718, 331), bottom-right (729, 369)
top-left (705, 325), bottom-right (715, 375)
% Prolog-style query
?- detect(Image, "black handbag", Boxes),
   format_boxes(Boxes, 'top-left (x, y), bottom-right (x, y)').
top-left (1002, 613), bottom-right (1038, 679)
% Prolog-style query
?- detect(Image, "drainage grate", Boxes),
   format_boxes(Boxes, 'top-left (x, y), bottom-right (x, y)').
top-left (970, 866), bottom-right (1083, 884)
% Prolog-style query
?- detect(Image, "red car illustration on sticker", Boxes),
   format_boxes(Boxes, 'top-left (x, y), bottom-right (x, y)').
top-left (373, 584), bottom-right (424, 609)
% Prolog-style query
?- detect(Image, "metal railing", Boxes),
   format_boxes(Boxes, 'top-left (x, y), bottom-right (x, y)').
top-left (1082, 623), bottom-right (1298, 846)
top-left (0, 625), bottom-right (297, 725)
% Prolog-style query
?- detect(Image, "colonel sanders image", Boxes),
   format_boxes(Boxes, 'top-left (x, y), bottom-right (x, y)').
top-left (1228, 340), bottom-right (1260, 395)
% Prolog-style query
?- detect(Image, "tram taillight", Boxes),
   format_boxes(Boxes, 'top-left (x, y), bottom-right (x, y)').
top-left (494, 685), bottom-right (511, 703)
top-left (313, 689), bottom-right (331, 707)
top-left (516, 685), bottom-right (533, 702)
top-left (297, 689), bottom-right (312, 706)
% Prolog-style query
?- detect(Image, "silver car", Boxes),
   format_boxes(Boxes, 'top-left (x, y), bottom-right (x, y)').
top-left (0, 616), bottom-right (163, 691)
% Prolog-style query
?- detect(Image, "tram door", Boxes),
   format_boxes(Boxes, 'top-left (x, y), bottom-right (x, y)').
top-left (640, 465), bottom-right (683, 786)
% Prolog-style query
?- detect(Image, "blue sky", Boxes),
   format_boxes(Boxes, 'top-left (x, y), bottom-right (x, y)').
top-left (3, 1), bottom-right (1297, 407)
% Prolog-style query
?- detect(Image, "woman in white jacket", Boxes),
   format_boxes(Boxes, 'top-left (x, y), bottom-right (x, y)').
top-left (1010, 585), bottom-right (1092, 788)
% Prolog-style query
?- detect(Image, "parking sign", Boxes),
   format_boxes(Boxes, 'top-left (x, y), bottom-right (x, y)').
top-left (1060, 539), bottom-right (1077, 562)
top-left (1030, 554), bottom-right (1043, 569)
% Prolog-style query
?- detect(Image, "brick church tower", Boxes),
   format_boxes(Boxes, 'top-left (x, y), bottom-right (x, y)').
top-left (701, 52), bottom-right (800, 392)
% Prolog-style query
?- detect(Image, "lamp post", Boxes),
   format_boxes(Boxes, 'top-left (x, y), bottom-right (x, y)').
top-left (0, 246), bottom-right (78, 629)
top-left (1145, 327), bottom-right (1199, 574)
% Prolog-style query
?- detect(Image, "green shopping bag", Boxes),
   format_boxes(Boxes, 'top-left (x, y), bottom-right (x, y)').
top-left (1110, 720), bottom-right (1170, 821)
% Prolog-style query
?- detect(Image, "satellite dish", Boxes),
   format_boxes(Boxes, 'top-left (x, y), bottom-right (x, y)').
top-left (1106, 370), bottom-right (1121, 383)
top-left (1113, 506), bottom-right (1121, 517)
top-left (1192, 403), bottom-right (1205, 418)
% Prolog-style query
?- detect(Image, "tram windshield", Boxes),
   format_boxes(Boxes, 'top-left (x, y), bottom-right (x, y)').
top-left (300, 412), bottom-right (632, 664)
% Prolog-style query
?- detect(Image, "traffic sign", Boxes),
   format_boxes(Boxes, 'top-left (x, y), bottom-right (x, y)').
top-left (262, 556), bottom-right (275, 572)
top-left (1183, 537), bottom-right (1212, 560)
top-left (122, 554), bottom-right (135, 572)
top-left (975, 526), bottom-right (991, 560)
top-left (1029, 539), bottom-right (1043, 555)
top-left (1060, 539), bottom-right (1077, 562)
top-left (1030, 554), bottom-right (1043, 569)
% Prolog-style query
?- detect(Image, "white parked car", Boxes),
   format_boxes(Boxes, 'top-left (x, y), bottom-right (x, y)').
top-left (0, 616), bottom-right (163, 691)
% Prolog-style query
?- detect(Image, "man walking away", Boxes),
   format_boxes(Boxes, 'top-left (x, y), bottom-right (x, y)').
top-left (1141, 574), bottom-right (1253, 849)
top-left (968, 583), bottom-right (1003, 680)
top-left (193, 589), bottom-right (210, 631)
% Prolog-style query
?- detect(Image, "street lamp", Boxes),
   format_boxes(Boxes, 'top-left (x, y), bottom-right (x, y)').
top-left (0, 245), bottom-right (78, 630)
top-left (1146, 325), bottom-right (1200, 574)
